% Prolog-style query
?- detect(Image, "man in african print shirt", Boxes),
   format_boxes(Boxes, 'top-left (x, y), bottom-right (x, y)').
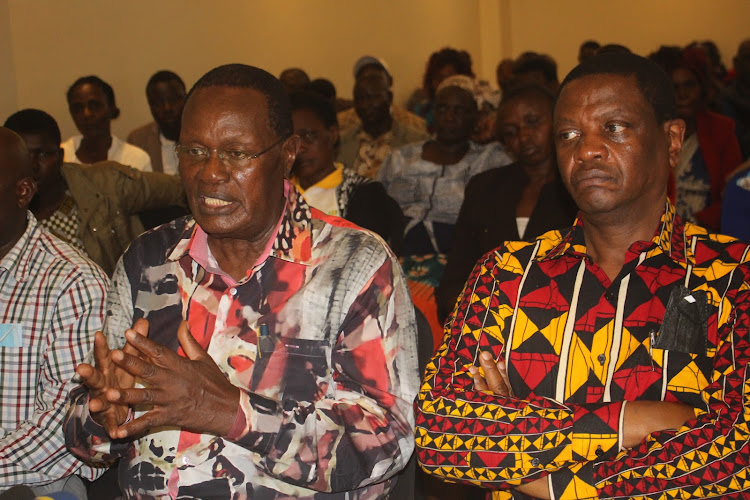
top-left (417, 53), bottom-right (750, 499)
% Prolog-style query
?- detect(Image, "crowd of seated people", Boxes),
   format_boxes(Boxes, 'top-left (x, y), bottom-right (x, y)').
top-left (0, 37), bottom-right (749, 500)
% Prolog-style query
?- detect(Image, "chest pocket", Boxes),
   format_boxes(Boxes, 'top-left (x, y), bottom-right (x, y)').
top-left (252, 335), bottom-right (331, 404)
top-left (653, 286), bottom-right (714, 407)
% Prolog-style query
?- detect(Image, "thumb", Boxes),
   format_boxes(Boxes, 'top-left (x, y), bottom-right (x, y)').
top-left (131, 318), bottom-right (150, 338)
top-left (177, 321), bottom-right (206, 361)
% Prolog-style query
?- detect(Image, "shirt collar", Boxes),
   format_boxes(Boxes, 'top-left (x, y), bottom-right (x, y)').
top-left (0, 212), bottom-right (41, 284)
top-left (167, 179), bottom-right (313, 273)
top-left (291, 164), bottom-right (343, 193)
top-left (541, 199), bottom-right (687, 262)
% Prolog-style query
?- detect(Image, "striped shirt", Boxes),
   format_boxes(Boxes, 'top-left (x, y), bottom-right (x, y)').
top-left (0, 214), bottom-right (109, 488)
top-left (416, 201), bottom-right (750, 499)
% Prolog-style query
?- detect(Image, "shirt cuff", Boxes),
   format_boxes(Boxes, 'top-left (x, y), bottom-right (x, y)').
top-left (226, 392), bottom-right (249, 440)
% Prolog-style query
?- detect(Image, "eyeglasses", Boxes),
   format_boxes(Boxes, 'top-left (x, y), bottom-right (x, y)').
top-left (175, 135), bottom-right (288, 166)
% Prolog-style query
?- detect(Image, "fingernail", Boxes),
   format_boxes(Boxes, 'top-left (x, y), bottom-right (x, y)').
top-left (480, 351), bottom-right (493, 361)
top-left (125, 330), bottom-right (136, 340)
top-left (110, 390), bottom-right (120, 400)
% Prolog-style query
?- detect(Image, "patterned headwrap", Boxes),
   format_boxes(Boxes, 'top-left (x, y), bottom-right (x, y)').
top-left (436, 75), bottom-right (499, 110)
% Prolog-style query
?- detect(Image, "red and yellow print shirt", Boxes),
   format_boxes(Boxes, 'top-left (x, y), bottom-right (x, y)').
top-left (416, 200), bottom-right (750, 499)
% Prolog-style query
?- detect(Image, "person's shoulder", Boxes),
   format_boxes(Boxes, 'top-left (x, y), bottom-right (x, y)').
top-left (469, 140), bottom-right (513, 165)
top-left (34, 226), bottom-right (109, 287)
top-left (488, 227), bottom-right (570, 263)
top-left (127, 215), bottom-right (192, 251)
top-left (310, 209), bottom-right (394, 264)
top-left (393, 108), bottom-right (429, 141)
top-left (466, 163), bottom-right (516, 188)
top-left (126, 121), bottom-right (158, 144)
top-left (121, 216), bottom-right (193, 271)
top-left (686, 221), bottom-right (750, 269)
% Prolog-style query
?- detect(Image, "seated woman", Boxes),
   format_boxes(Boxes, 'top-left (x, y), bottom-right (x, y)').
top-left (436, 85), bottom-right (578, 320)
top-left (62, 75), bottom-right (151, 171)
top-left (289, 91), bottom-right (403, 252)
top-left (653, 50), bottom-right (742, 230)
top-left (412, 47), bottom-right (474, 131)
top-left (378, 75), bottom-right (512, 343)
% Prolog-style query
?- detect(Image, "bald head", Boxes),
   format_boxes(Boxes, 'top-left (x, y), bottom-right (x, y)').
top-left (0, 127), bottom-right (36, 258)
top-left (0, 127), bottom-right (32, 180)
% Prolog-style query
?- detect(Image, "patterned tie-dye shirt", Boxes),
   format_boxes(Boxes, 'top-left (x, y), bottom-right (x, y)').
top-left (65, 183), bottom-right (419, 499)
top-left (416, 201), bottom-right (750, 499)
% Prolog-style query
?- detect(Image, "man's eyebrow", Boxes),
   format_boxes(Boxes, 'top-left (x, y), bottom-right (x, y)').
top-left (552, 117), bottom-right (577, 127)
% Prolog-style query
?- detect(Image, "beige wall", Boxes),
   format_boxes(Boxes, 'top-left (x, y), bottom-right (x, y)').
top-left (506, 0), bottom-right (749, 83)
top-left (1, 0), bottom-right (748, 140)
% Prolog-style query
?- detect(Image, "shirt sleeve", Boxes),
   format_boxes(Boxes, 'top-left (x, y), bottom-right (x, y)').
top-left (1, 271), bottom-right (108, 485)
top-left (593, 288), bottom-right (750, 498)
top-left (108, 162), bottom-right (186, 214)
top-left (228, 246), bottom-right (420, 493)
top-left (64, 259), bottom-right (134, 463)
top-left (415, 250), bottom-right (624, 500)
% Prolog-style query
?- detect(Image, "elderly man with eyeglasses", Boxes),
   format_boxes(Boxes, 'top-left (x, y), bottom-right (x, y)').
top-left (64, 64), bottom-right (419, 499)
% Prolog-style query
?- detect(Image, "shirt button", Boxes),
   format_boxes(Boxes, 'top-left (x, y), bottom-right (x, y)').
top-left (229, 288), bottom-right (237, 296)
top-left (597, 354), bottom-right (606, 365)
top-left (605, 290), bottom-right (616, 302)
top-left (182, 456), bottom-right (189, 465)
top-left (595, 445), bottom-right (604, 457)
top-left (531, 458), bottom-right (540, 467)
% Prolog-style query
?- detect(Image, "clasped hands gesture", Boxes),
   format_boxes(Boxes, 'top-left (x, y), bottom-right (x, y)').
top-left (75, 319), bottom-right (240, 440)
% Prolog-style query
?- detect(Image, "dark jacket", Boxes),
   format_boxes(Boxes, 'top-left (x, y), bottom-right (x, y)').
top-left (436, 164), bottom-right (577, 319)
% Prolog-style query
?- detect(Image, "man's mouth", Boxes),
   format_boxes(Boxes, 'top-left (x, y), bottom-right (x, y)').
top-left (202, 196), bottom-right (232, 207)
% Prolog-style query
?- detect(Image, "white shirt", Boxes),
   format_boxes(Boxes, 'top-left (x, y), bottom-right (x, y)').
top-left (61, 135), bottom-right (152, 172)
top-left (159, 133), bottom-right (179, 176)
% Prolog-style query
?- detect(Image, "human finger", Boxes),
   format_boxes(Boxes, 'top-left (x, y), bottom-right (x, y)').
top-left (111, 348), bottom-right (161, 381)
top-left (92, 331), bottom-right (112, 370)
top-left (88, 393), bottom-right (113, 414)
top-left (113, 409), bottom-right (164, 439)
top-left (123, 328), bottom-right (175, 367)
top-left (104, 386), bottom-right (163, 408)
top-left (122, 319), bottom-right (150, 357)
top-left (76, 362), bottom-right (106, 390)
top-left (496, 359), bottom-right (514, 397)
top-left (176, 321), bottom-right (208, 361)
top-left (469, 366), bottom-right (489, 392)
top-left (479, 351), bottom-right (510, 396)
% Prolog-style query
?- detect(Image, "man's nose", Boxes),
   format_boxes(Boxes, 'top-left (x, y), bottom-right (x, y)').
top-left (198, 151), bottom-right (231, 182)
top-left (575, 133), bottom-right (607, 162)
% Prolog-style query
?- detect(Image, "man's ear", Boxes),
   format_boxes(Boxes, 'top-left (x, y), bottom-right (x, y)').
top-left (281, 135), bottom-right (301, 178)
top-left (665, 118), bottom-right (686, 170)
top-left (386, 90), bottom-right (394, 105)
top-left (16, 177), bottom-right (37, 210)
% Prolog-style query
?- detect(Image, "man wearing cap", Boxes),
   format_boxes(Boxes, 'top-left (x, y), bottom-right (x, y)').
top-left (336, 56), bottom-right (429, 179)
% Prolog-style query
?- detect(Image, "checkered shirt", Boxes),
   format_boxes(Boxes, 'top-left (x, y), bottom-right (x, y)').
top-left (38, 191), bottom-right (85, 255)
top-left (0, 213), bottom-right (109, 488)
